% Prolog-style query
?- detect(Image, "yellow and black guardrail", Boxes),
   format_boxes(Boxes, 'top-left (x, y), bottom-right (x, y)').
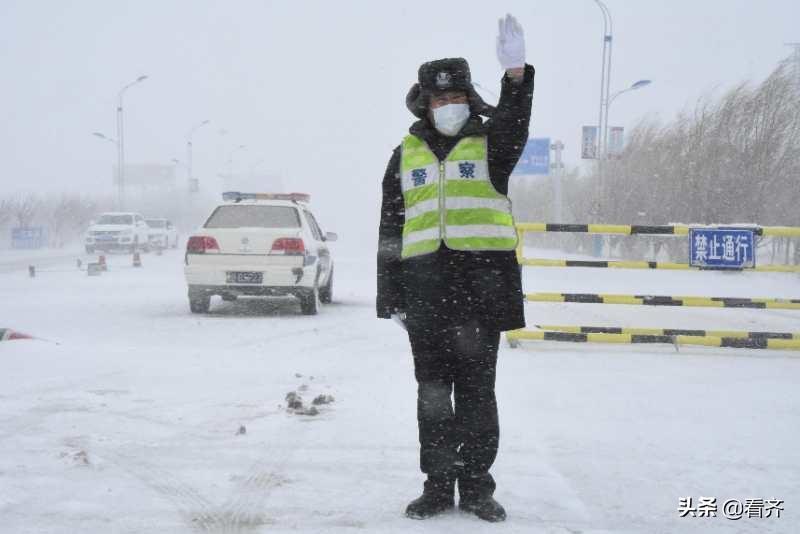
top-left (509, 221), bottom-right (800, 351)
top-left (515, 222), bottom-right (800, 237)
top-left (533, 325), bottom-right (800, 340)
top-left (518, 258), bottom-right (800, 273)
top-left (524, 292), bottom-right (800, 310)
top-left (514, 222), bottom-right (800, 272)
top-left (505, 329), bottom-right (800, 351)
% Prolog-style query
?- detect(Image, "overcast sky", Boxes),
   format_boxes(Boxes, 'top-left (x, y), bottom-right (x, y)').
top-left (1, 0), bottom-right (798, 243)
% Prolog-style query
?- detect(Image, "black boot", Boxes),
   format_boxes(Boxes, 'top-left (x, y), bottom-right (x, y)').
top-left (405, 477), bottom-right (455, 519)
top-left (458, 472), bottom-right (506, 522)
top-left (459, 496), bottom-right (506, 522)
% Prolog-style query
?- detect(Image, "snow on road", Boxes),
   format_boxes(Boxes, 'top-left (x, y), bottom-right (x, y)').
top-left (0, 248), bottom-right (798, 533)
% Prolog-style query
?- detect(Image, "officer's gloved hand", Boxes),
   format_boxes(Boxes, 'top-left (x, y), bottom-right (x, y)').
top-left (496, 13), bottom-right (526, 70)
top-left (390, 311), bottom-right (408, 331)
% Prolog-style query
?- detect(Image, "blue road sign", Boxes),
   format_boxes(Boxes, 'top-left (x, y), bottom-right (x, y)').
top-left (11, 227), bottom-right (47, 249)
top-left (514, 138), bottom-right (550, 175)
top-left (689, 228), bottom-right (755, 269)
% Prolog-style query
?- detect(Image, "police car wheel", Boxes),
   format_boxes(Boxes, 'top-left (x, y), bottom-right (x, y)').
top-left (319, 269), bottom-right (333, 304)
top-left (299, 285), bottom-right (320, 315)
top-left (85, 246), bottom-right (94, 254)
top-left (189, 293), bottom-right (211, 314)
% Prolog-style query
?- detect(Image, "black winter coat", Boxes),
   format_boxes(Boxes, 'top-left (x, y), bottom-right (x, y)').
top-left (377, 64), bottom-right (535, 332)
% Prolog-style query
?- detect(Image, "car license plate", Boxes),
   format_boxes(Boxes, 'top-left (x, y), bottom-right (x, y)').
top-left (227, 271), bottom-right (263, 284)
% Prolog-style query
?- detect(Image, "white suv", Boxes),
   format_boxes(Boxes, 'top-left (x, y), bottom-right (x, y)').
top-left (145, 218), bottom-right (179, 249)
top-left (184, 192), bottom-right (337, 315)
top-left (85, 212), bottom-right (151, 254)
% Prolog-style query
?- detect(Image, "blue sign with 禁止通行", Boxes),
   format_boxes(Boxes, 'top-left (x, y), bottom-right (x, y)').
top-left (689, 228), bottom-right (755, 269)
top-left (514, 138), bottom-right (550, 175)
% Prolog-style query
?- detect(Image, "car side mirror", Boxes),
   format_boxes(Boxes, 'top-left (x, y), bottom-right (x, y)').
top-left (324, 232), bottom-right (338, 242)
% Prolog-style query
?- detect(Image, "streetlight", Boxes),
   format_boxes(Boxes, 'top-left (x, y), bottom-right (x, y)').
top-left (589, 0), bottom-right (613, 258)
top-left (609, 80), bottom-right (652, 106)
top-left (92, 131), bottom-right (118, 147)
top-left (606, 79), bottom-right (652, 155)
top-left (186, 119), bottom-right (210, 194)
top-left (592, 0), bottom-right (613, 165)
top-left (116, 75), bottom-right (148, 210)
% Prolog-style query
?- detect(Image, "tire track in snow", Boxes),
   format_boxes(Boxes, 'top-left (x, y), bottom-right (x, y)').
top-left (213, 393), bottom-right (322, 532)
top-left (85, 386), bottom-right (324, 532)
top-left (89, 444), bottom-right (220, 532)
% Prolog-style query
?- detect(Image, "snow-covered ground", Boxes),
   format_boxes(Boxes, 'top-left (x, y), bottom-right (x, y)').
top-left (1, 247), bottom-right (798, 533)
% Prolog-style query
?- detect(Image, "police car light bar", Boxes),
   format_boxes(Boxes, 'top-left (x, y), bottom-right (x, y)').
top-left (222, 191), bottom-right (311, 203)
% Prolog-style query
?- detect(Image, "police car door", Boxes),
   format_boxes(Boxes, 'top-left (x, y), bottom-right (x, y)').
top-left (303, 211), bottom-right (330, 283)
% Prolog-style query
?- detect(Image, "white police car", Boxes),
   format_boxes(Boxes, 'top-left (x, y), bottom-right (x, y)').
top-left (184, 192), bottom-right (336, 314)
top-left (85, 212), bottom-right (152, 254)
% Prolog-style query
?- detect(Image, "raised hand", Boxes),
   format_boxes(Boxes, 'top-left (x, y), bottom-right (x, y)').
top-left (496, 13), bottom-right (526, 72)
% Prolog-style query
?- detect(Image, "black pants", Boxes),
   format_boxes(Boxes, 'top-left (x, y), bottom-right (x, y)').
top-left (408, 320), bottom-right (500, 499)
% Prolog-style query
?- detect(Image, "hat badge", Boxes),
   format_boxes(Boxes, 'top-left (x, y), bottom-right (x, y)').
top-left (435, 71), bottom-right (452, 89)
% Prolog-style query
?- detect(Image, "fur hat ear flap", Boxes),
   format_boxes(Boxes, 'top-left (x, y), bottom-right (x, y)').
top-left (468, 87), bottom-right (495, 118)
top-left (405, 83), bottom-right (427, 119)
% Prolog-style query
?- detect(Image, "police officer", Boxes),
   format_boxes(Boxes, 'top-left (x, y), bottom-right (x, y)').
top-left (377, 14), bottom-right (534, 522)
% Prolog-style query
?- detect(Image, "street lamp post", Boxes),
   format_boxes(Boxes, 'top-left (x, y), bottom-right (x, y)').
top-left (593, 0), bottom-right (613, 165)
top-left (115, 75), bottom-right (148, 210)
top-left (590, 0), bottom-right (613, 257)
top-left (605, 80), bottom-right (652, 155)
top-left (186, 119), bottom-right (210, 194)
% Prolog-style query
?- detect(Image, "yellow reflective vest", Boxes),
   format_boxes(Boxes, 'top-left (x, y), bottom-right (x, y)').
top-left (400, 134), bottom-right (518, 259)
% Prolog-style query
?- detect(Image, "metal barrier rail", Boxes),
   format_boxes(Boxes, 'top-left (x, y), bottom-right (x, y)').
top-left (532, 325), bottom-right (800, 340)
top-left (510, 221), bottom-right (800, 351)
top-left (505, 329), bottom-right (800, 351)
top-left (525, 292), bottom-right (800, 310)
top-left (516, 223), bottom-right (800, 237)
top-left (518, 258), bottom-right (800, 273)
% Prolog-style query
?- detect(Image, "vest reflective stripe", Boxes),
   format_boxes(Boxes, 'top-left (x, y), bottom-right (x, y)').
top-left (400, 134), bottom-right (517, 259)
top-left (405, 197), bottom-right (512, 222)
top-left (404, 183), bottom-right (438, 209)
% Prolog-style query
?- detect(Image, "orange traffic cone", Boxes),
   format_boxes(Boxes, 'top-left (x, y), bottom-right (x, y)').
top-left (133, 251), bottom-right (142, 267)
top-left (98, 255), bottom-right (107, 271)
top-left (0, 328), bottom-right (34, 341)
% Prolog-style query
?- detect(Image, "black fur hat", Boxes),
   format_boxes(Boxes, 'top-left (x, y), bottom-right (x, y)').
top-left (405, 57), bottom-right (494, 119)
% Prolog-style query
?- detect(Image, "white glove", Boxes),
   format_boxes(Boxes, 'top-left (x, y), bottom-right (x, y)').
top-left (496, 13), bottom-right (526, 70)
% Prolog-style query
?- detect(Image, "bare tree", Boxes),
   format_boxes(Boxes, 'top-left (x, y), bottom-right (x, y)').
top-left (8, 193), bottom-right (41, 228)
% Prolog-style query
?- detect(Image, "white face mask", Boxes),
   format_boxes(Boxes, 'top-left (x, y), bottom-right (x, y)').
top-left (431, 103), bottom-right (470, 136)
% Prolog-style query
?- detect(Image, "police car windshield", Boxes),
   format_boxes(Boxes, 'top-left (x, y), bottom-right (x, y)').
top-left (98, 214), bottom-right (133, 225)
top-left (204, 206), bottom-right (301, 229)
top-left (146, 220), bottom-right (166, 228)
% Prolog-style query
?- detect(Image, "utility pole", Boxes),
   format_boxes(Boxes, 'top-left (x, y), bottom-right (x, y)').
top-left (115, 75), bottom-right (148, 210)
top-left (186, 120), bottom-right (210, 194)
top-left (593, 0), bottom-right (613, 192)
top-left (550, 140), bottom-right (565, 222)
